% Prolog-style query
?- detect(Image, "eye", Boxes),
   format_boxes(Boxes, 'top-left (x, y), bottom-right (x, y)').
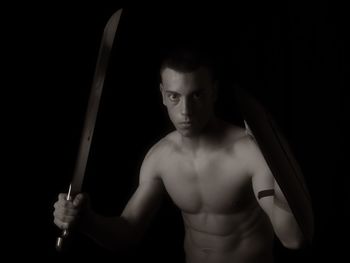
top-left (193, 92), bottom-right (202, 100)
top-left (168, 93), bottom-right (179, 102)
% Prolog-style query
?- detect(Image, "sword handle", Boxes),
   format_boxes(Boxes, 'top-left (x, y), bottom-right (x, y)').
top-left (56, 229), bottom-right (69, 251)
top-left (55, 184), bottom-right (72, 252)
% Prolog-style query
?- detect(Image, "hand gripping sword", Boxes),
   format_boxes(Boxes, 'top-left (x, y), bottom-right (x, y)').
top-left (55, 8), bottom-right (123, 251)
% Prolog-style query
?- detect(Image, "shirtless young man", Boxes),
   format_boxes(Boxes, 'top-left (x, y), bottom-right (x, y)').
top-left (53, 48), bottom-right (313, 263)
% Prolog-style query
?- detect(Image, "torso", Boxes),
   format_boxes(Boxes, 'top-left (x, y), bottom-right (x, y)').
top-left (155, 122), bottom-right (274, 263)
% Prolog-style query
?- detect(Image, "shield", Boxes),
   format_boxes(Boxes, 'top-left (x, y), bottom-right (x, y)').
top-left (235, 87), bottom-right (314, 244)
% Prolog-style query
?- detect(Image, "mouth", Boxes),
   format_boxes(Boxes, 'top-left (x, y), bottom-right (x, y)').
top-left (178, 121), bottom-right (193, 128)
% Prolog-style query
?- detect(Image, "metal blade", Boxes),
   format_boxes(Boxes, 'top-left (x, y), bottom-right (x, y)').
top-left (70, 9), bottom-right (122, 196)
top-left (56, 9), bottom-right (123, 252)
top-left (235, 87), bottom-right (314, 244)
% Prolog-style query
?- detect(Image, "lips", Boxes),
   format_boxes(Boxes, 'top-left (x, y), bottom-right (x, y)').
top-left (179, 121), bottom-right (193, 128)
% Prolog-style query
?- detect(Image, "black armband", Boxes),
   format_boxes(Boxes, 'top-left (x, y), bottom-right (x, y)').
top-left (257, 189), bottom-right (275, 199)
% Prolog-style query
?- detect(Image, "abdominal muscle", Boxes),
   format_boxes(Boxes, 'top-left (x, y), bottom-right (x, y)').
top-left (182, 205), bottom-right (274, 263)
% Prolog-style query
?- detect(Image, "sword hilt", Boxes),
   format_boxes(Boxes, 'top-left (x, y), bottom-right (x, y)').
top-left (56, 229), bottom-right (69, 251)
top-left (55, 184), bottom-right (72, 252)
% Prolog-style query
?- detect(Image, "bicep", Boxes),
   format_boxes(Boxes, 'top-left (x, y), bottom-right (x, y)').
top-left (251, 166), bottom-right (275, 216)
top-left (121, 148), bottom-right (164, 229)
top-left (121, 180), bottom-right (164, 227)
top-left (249, 138), bottom-right (291, 216)
top-left (247, 138), bottom-right (275, 215)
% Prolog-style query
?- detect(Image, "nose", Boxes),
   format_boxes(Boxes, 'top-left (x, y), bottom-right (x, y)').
top-left (181, 97), bottom-right (193, 117)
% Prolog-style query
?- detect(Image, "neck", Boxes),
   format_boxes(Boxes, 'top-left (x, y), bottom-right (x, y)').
top-left (179, 117), bottom-right (222, 153)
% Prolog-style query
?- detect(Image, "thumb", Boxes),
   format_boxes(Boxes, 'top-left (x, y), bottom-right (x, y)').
top-left (73, 193), bottom-right (87, 207)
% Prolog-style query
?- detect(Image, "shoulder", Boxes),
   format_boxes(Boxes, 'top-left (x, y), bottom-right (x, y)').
top-left (230, 126), bottom-right (269, 173)
top-left (144, 131), bottom-right (179, 161)
top-left (221, 121), bottom-right (270, 175)
top-left (220, 121), bottom-right (253, 151)
top-left (139, 132), bottom-right (178, 181)
top-left (221, 121), bottom-right (263, 161)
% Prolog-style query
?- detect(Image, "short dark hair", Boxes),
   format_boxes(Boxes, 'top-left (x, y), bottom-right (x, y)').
top-left (159, 46), bottom-right (217, 81)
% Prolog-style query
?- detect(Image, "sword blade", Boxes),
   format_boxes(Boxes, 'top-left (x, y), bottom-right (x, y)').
top-left (235, 87), bottom-right (314, 244)
top-left (70, 9), bottom-right (122, 196)
top-left (56, 9), bottom-right (123, 252)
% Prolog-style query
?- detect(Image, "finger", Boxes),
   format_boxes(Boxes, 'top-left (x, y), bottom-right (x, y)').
top-left (54, 218), bottom-right (70, 230)
top-left (73, 193), bottom-right (85, 207)
top-left (54, 199), bottom-right (74, 210)
top-left (53, 210), bottom-right (77, 224)
top-left (58, 193), bottom-right (68, 201)
top-left (53, 206), bottom-right (79, 218)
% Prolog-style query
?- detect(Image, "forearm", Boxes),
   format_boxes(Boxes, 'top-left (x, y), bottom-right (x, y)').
top-left (79, 209), bottom-right (140, 251)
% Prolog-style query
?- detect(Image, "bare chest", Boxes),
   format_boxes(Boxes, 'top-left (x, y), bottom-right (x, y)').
top-left (159, 151), bottom-right (254, 214)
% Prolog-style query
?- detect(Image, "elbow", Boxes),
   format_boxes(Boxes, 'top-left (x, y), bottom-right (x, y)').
top-left (121, 225), bottom-right (144, 248)
top-left (107, 219), bottom-right (144, 253)
top-left (129, 230), bottom-right (143, 246)
top-left (276, 225), bottom-right (307, 250)
top-left (273, 213), bottom-right (313, 250)
top-left (106, 231), bottom-right (142, 253)
top-left (280, 231), bottom-right (307, 250)
top-left (281, 238), bottom-right (305, 250)
top-left (122, 220), bottom-right (146, 247)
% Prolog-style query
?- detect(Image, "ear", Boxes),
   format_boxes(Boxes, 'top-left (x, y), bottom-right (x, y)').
top-left (160, 83), bottom-right (166, 106)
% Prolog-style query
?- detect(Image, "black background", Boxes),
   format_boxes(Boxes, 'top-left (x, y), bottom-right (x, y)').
top-left (13, 1), bottom-right (347, 262)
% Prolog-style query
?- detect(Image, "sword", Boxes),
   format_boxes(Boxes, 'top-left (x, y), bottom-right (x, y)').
top-left (56, 8), bottom-right (123, 251)
top-left (235, 87), bottom-right (314, 244)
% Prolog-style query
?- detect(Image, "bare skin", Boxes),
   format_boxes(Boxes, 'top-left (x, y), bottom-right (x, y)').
top-left (146, 123), bottom-right (275, 263)
top-left (54, 66), bottom-right (309, 263)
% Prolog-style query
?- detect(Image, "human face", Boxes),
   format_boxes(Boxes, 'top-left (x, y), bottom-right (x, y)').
top-left (160, 67), bottom-right (217, 137)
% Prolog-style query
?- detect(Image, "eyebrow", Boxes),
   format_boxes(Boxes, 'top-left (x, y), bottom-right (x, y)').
top-left (164, 88), bottom-right (205, 96)
top-left (165, 91), bottom-right (180, 95)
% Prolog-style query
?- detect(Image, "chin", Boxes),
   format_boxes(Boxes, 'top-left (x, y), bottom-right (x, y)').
top-left (178, 128), bottom-right (198, 137)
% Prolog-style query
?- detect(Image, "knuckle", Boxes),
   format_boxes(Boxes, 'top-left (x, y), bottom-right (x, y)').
top-left (61, 222), bottom-right (69, 230)
top-left (54, 218), bottom-right (65, 229)
top-left (62, 215), bottom-right (74, 224)
top-left (58, 193), bottom-right (66, 200)
top-left (62, 201), bottom-right (71, 208)
top-left (61, 215), bottom-right (68, 222)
